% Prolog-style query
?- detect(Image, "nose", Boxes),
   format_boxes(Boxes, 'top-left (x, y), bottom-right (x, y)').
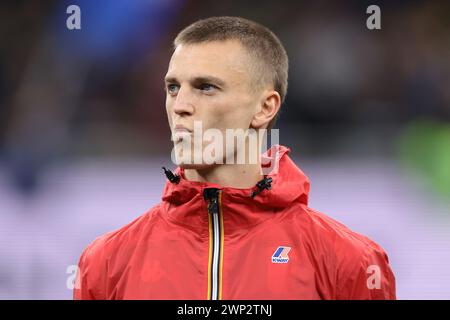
top-left (172, 86), bottom-right (194, 117)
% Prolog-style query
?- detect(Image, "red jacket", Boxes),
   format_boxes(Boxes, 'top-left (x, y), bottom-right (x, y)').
top-left (74, 145), bottom-right (396, 300)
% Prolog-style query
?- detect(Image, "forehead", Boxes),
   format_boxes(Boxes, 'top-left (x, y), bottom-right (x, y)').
top-left (166, 40), bottom-right (253, 84)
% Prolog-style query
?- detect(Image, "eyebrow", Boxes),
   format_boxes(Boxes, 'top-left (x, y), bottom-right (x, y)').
top-left (164, 75), bottom-right (226, 87)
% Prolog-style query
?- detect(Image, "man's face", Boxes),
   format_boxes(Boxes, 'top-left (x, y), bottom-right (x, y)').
top-left (165, 40), bottom-right (261, 168)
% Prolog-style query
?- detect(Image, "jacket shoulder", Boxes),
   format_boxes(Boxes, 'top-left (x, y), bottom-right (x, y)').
top-left (87, 203), bottom-right (162, 257)
top-left (303, 206), bottom-right (383, 251)
top-left (73, 204), bottom-right (162, 299)
top-left (301, 206), bottom-right (396, 299)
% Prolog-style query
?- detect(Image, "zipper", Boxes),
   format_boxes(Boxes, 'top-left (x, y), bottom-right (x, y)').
top-left (204, 188), bottom-right (223, 300)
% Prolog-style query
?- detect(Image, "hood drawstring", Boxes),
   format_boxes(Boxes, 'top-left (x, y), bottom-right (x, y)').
top-left (162, 167), bottom-right (180, 184)
top-left (251, 176), bottom-right (273, 198)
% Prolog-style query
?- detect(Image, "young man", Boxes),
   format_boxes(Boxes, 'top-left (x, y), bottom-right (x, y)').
top-left (74, 17), bottom-right (396, 300)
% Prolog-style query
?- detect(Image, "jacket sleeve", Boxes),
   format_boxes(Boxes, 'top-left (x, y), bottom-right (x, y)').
top-left (73, 238), bottom-right (107, 300)
top-left (336, 241), bottom-right (396, 300)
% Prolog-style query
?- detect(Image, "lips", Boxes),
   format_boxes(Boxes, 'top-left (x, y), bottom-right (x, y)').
top-left (172, 125), bottom-right (192, 142)
top-left (174, 125), bottom-right (192, 132)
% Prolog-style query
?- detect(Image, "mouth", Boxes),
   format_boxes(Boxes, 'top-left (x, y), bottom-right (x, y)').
top-left (172, 126), bottom-right (192, 142)
top-left (174, 125), bottom-right (192, 133)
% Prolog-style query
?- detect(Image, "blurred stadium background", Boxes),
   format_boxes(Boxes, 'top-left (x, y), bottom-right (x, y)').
top-left (0, 0), bottom-right (449, 299)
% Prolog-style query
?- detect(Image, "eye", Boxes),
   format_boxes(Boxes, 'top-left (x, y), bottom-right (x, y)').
top-left (199, 83), bottom-right (217, 92)
top-left (167, 84), bottom-right (179, 95)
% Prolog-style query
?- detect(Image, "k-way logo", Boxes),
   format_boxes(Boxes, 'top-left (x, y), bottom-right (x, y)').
top-left (271, 246), bottom-right (291, 263)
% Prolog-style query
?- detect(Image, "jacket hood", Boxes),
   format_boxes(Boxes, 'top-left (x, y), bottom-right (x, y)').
top-left (161, 144), bottom-right (310, 209)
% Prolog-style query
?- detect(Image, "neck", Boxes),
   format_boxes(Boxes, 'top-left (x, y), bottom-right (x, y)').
top-left (180, 135), bottom-right (267, 188)
top-left (184, 162), bottom-right (263, 189)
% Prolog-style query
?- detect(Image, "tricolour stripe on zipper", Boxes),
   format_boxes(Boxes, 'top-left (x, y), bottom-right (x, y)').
top-left (205, 188), bottom-right (224, 300)
top-left (218, 191), bottom-right (224, 300)
top-left (207, 212), bottom-right (213, 299)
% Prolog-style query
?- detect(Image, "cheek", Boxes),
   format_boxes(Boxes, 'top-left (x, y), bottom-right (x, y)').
top-left (165, 95), bottom-right (172, 112)
top-left (215, 98), bottom-right (255, 129)
top-left (165, 100), bottom-right (173, 125)
top-left (208, 103), bottom-right (237, 129)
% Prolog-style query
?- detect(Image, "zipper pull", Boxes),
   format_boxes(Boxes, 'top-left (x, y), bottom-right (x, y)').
top-left (203, 188), bottom-right (220, 215)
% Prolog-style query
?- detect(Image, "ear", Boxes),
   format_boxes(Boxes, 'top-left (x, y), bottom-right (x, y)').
top-left (250, 90), bottom-right (281, 129)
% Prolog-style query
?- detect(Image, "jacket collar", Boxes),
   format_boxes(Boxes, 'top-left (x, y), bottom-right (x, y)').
top-left (160, 145), bottom-right (310, 231)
